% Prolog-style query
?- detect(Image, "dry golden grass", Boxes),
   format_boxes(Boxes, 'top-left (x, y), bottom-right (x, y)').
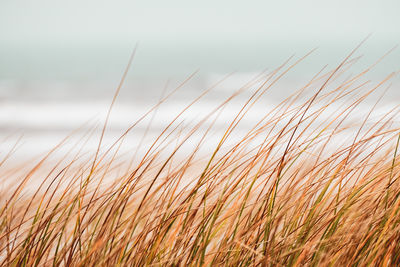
top-left (1, 45), bottom-right (400, 266)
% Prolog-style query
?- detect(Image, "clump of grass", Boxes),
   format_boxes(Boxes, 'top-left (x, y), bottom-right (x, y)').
top-left (1, 47), bottom-right (400, 266)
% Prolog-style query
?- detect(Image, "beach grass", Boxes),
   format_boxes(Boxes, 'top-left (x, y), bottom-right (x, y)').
top-left (1, 48), bottom-right (400, 266)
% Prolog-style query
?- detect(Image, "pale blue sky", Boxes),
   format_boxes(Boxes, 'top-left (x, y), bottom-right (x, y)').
top-left (1, 0), bottom-right (399, 45)
top-left (0, 0), bottom-right (399, 80)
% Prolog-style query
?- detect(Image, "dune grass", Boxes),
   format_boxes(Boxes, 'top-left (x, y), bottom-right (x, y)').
top-left (1, 47), bottom-right (400, 266)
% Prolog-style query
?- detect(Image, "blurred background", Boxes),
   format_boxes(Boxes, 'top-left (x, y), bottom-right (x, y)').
top-left (1, 0), bottom-right (399, 159)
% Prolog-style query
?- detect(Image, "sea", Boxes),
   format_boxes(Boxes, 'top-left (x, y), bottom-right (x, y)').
top-left (0, 41), bottom-right (399, 162)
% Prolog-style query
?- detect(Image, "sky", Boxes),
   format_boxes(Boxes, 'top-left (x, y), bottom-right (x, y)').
top-left (1, 0), bottom-right (399, 44)
top-left (0, 0), bottom-right (399, 80)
